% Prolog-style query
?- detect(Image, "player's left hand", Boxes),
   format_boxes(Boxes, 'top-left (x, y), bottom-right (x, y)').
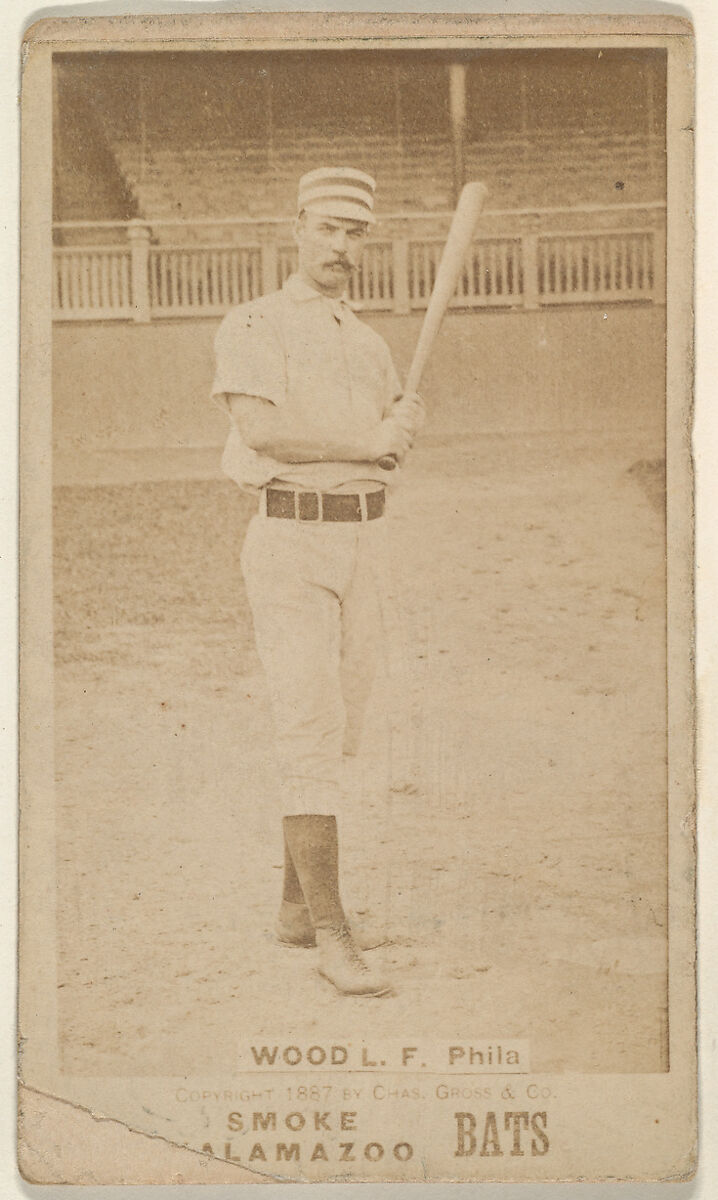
top-left (391, 392), bottom-right (426, 437)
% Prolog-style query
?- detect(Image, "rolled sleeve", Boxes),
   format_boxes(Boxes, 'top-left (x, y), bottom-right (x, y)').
top-left (211, 304), bottom-right (287, 412)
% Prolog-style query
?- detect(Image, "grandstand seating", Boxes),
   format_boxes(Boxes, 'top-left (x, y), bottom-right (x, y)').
top-left (110, 129), bottom-right (664, 226)
top-left (54, 49), bottom-right (666, 240)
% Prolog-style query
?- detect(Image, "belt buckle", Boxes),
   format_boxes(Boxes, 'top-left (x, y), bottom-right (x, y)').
top-left (298, 491), bottom-right (322, 522)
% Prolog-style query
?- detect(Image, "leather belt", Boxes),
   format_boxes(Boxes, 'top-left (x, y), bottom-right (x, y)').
top-left (265, 487), bottom-right (385, 523)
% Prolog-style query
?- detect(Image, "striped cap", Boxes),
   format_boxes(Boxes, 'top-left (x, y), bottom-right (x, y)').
top-left (297, 166), bottom-right (376, 225)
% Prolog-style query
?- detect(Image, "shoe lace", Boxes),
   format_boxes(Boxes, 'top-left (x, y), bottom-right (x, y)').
top-left (336, 922), bottom-right (369, 972)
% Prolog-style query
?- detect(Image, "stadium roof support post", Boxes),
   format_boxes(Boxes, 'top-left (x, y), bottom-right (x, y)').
top-left (264, 66), bottom-right (274, 157)
top-left (448, 62), bottom-right (467, 208)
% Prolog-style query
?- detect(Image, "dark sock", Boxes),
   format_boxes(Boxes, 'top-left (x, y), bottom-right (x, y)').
top-left (282, 826), bottom-right (305, 904)
top-left (282, 815), bottom-right (346, 929)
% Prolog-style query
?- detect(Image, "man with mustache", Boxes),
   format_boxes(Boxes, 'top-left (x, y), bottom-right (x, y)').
top-left (211, 168), bottom-right (424, 996)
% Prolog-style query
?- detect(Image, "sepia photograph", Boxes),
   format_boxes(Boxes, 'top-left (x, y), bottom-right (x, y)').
top-left (18, 13), bottom-right (696, 1185)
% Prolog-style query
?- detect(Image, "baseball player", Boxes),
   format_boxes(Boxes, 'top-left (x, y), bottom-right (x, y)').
top-left (211, 167), bottom-right (424, 997)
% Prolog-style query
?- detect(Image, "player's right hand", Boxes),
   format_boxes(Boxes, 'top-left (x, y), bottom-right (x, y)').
top-left (391, 392), bottom-right (426, 436)
top-left (367, 418), bottom-right (413, 463)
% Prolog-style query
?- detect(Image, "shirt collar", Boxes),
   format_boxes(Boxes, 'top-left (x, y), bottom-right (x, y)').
top-left (283, 272), bottom-right (353, 321)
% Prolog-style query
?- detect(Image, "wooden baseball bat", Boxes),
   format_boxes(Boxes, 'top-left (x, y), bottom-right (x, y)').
top-left (378, 180), bottom-right (489, 470)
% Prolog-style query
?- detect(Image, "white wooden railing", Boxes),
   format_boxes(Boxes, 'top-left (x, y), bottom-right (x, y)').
top-left (53, 245), bottom-right (133, 319)
top-left (52, 206), bottom-right (665, 322)
top-left (148, 245), bottom-right (262, 316)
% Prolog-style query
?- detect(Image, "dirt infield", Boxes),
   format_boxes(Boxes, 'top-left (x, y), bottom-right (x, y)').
top-left (53, 428), bottom-right (668, 1077)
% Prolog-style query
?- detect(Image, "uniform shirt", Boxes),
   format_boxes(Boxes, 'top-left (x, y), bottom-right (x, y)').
top-left (211, 272), bottom-right (403, 493)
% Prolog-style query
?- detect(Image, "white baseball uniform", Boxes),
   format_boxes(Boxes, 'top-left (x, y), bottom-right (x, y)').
top-left (212, 272), bottom-right (402, 815)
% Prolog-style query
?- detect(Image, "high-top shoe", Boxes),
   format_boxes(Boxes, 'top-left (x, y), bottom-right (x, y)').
top-left (315, 923), bottom-right (393, 997)
top-left (277, 900), bottom-right (388, 951)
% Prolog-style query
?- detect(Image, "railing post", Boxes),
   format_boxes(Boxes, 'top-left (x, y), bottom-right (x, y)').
top-left (521, 230), bottom-right (540, 311)
top-left (392, 237), bottom-right (410, 314)
top-left (651, 215), bottom-right (666, 306)
top-left (260, 238), bottom-right (279, 295)
top-left (127, 221), bottom-right (151, 323)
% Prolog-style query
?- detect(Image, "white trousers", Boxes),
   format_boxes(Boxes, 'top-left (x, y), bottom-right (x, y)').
top-left (241, 511), bottom-right (386, 815)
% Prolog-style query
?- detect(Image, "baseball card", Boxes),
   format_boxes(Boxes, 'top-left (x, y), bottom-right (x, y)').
top-left (17, 11), bottom-right (696, 1185)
